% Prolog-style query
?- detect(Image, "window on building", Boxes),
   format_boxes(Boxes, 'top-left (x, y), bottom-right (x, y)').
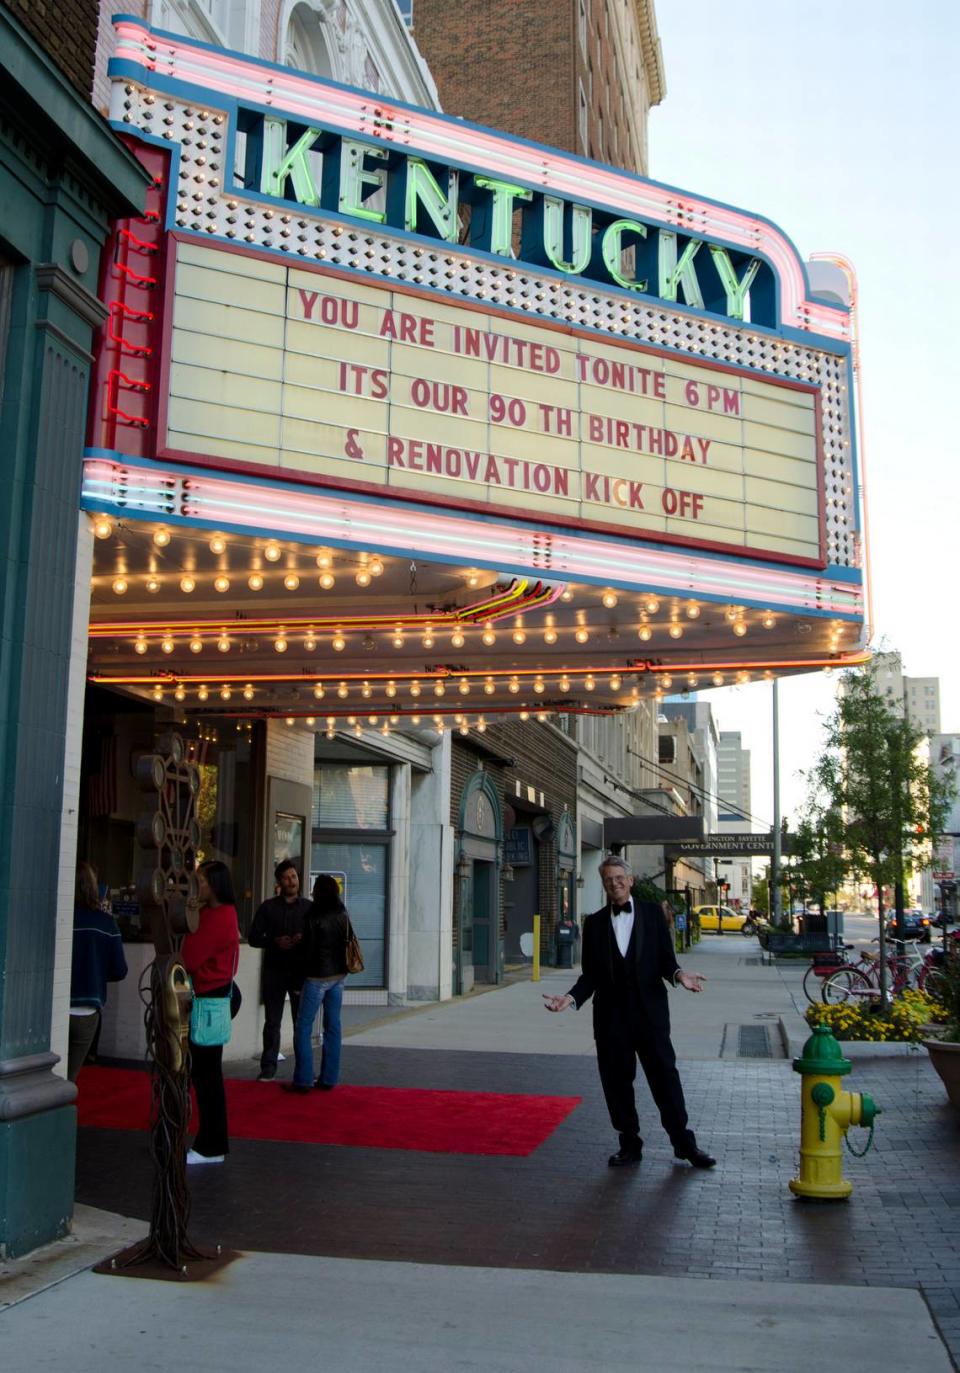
top-left (578, 81), bottom-right (588, 153)
top-left (578, 0), bottom-right (588, 52)
top-left (396, 0), bottom-right (414, 24)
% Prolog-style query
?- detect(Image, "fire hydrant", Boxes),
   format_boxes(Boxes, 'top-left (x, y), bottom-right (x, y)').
top-left (789, 1024), bottom-right (880, 1200)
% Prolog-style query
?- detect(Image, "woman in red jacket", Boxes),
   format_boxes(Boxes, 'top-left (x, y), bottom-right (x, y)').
top-left (181, 860), bottom-right (240, 1164)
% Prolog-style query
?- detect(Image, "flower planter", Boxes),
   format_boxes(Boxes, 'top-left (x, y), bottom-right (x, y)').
top-left (923, 1038), bottom-right (960, 1108)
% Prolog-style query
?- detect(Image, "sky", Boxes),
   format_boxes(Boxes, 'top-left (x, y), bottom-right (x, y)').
top-left (648, 0), bottom-right (960, 829)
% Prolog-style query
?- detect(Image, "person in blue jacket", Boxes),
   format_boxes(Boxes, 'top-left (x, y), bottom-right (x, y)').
top-left (68, 862), bottom-right (127, 1082)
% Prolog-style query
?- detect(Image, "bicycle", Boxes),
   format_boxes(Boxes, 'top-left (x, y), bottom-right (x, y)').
top-left (801, 946), bottom-right (853, 1004)
top-left (821, 942), bottom-right (929, 1005)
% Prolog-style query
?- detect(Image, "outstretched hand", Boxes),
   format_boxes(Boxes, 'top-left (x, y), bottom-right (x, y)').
top-left (542, 993), bottom-right (574, 1013)
top-left (677, 971), bottom-right (706, 993)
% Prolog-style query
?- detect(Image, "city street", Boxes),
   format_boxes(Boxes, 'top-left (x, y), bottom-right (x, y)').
top-left (4, 938), bottom-right (960, 1371)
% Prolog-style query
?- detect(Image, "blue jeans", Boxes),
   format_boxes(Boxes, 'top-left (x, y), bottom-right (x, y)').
top-left (293, 976), bottom-right (345, 1087)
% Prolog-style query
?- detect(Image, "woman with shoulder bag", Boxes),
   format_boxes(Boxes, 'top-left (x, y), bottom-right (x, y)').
top-left (286, 874), bottom-right (358, 1094)
top-left (181, 859), bottom-right (240, 1163)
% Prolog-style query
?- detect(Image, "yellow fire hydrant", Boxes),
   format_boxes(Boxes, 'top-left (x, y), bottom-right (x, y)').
top-left (789, 1024), bottom-right (880, 1200)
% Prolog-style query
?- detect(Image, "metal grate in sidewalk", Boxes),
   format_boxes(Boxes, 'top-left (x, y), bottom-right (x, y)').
top-left (737, 1024), bottom-right (773, 1058)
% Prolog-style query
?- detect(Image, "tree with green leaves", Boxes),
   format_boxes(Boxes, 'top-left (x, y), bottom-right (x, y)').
top-left (804, 661), bottom-right (955, 1010)
top-left (788, 804), bottom-right (847, 917)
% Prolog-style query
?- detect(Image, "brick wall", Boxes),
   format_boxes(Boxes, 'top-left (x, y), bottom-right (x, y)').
top-left (413, 0), bottom-right (576, 156)
top-left (5, 0), bottom-right (99, 99)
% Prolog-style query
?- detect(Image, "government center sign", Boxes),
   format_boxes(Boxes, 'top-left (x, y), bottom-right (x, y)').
top-left (82, 18), bottom-right (867, 719)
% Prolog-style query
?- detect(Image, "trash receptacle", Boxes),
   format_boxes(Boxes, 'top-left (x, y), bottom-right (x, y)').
top-left (556, 919), bottom-right (576, 969)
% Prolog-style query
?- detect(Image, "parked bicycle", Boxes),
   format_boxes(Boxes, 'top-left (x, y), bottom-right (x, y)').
top-left (821, 941), bottom-right (940, 1005)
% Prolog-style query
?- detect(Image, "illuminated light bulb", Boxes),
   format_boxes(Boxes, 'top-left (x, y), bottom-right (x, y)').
top-left (286, 717), bottom-right (295, 726)
top-left (533, 677), bottom-right (545, 694)
top-left (686, 602), bottom-right (701, 619)
top-left (209, 535), bottom-right (226, 555)
top-left (197, 684), bottom-right (209, 701)
top-left (214, 575), bottom-right (230, 593)
top-left (601, 590), bottom-right (618, 609)
top-left (369, 557), bottom-right (384, 577)
top-left (609, 674), bottom-right (622, 691)
top-left (152, 685), bottom-right (164, 701)
top-left (304, 635), bottom-right (317, 652)
top-left (483, 678), bottom-right (495, 695)
top-left (410, 714), bottom-right (421, 725)
top-left (384, 681), bottom-right (397, 698)
top-left (574, 627), bottom-right (589, 644)
top-left (508, 677), bottom-right (520, 694)
top-left (823, 666), bottom-right (833, 677)
top-left (668, 623), bottom-right (683, 639)
top-left (355, 569), bottom-right (371, 588)
top-left (347, 716), bottom-right (357, 726)
top-left (584, 674), bottom-right (596, 691)
top-left (390, 714), bottom-right (399, 724)
top-left (481, 625), bottom-right (496, 646)
top-left (368, 715), bottom-right (378, 725)
top-left (283, 573), bottom-right (300, 591)
top-left (153, 529), bottom-right (171, 548)
top-left (392, 628), bottom-right (404, 648)
top-left (189, 636), bottom-right (203, 654)
top-left (476, 718), bottom-right (487, 733)
top-left (353, 724), bottom-right (362, 736)
top-left (467, 571), bottom-right (480, 588)
top-left (433, 716), bottom-right (445, 730)
top-left (146, 577), bottom-right (161, 594)
top-left (134, 636), bottom-right (148, 655)
top-left (560, 589), bottom-right (574, 602)
top-left (248, 573), bottom-right (264, 591)
top-left (264, 543), bottom-right (281, 562)
top-left (761, 613), bottom-right (776, 629)
top-left (433, 681), bottom-right (446, 697)
top-left (712, 673), bottom-right (725, 686)
top-left (519, 709), bottom-right (530, 721)
top-left (687, 673), bottom-right (699, 687)
top-left (725, 607), bottom-right (740, 622)
top-left (422, 630), bottom-right (435, 649)
top-left (512, 628), bottom-right (527, 645)
top-left (217, 636), bottom-right (230, 653)
top-left (459, 723), bottom-right (469, 736)
top-left (332, 633), bottom-right (346, 652)
top-left (306, 717), bottom-right (315, 727)
top-left (174, 684), bottom-right (186, 702)
top-left (316, 552), bottom-right (332, 569)
top-left (645, 597), bottom-right (659, 614)
top-left (451, 629), bottom-right (465, 649)
top-left (220, 686), bottom-right (232, 701)
top-left (409, 680), bottom-right (421, 697)
top-left (537, 711), bottom-right (548, 722)
top-left (313, 683), bottom-right (325, 700)
top-left (733, 620), bottom-right (748, 636)
top-left (161, 636), bottom-right (174, 654)
top-left (638, 624), bottom-right (653, 641)
top-left (454, 714), bottom-right (465, 726)
top-left (736, 671), bottom-right (750, 684)
top-left (661, 674), bottom-right (673, 689)
top-left (179, 575), bottom-right (196, 593)
top-left (319, 572), bottom-right (335, 590)
top-left (93, 516), bottom-right (113, 540)
top-left (361, 682), bottom-right (373, 699)
top-left (559, 674), bottom-right (570, 692)
top-left (458, 678), bottom-right (470, 695)
top-left (274, 636), bottom-right (288, 653)
top-left (112, 577), bottom-right (128, 595)
top-left (543, 627), bottom-right (558, 645)
top-left (243, 684), bottom-right (255, 701)
top-left (337, 682), bottom-right (349, 698)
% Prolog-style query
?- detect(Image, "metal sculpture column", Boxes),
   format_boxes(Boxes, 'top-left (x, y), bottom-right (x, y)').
top-left (102, 730), bottom-right (219, 1277)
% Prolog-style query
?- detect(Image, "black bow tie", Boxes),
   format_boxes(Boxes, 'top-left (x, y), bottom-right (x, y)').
top-left (611, 903), bottom-right (632, 915)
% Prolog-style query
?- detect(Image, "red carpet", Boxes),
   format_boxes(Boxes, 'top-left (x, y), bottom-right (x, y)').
top-left (76, 1066), bottom-right (580, 1157)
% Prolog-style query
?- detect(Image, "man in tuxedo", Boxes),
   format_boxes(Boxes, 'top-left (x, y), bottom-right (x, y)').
top-left (543, 855), bottom-right (715, 1169)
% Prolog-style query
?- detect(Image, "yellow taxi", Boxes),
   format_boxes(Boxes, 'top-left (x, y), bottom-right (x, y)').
top-left (693, 904), bottom-right (751, 934)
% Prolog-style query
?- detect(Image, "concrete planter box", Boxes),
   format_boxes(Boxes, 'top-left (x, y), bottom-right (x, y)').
top-left (923, 1038), bottom-right (960, 1107)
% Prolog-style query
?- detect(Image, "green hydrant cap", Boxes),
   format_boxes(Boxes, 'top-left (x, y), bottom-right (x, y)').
top-left (860, 1093), bottom-right (880, 1128)
top-left (793, 1023), bottom-right (852, 1076)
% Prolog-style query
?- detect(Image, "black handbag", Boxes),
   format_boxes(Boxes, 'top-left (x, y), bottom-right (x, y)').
top-left (230, 980), bottom-right (242, 1019)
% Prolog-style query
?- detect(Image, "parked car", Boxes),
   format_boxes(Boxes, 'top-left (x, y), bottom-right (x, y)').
top-left (693, 904), bottom-right (751, 934)
top-left (932, 910), bottom-right (956, 929)
top-left (884, 910), bottom-right (932, 942)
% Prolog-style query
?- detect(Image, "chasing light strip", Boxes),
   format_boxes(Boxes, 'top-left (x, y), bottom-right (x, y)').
top-left (82, 457), bottom-right (865, 620)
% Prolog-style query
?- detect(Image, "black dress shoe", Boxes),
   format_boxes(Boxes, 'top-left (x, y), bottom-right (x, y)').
top-left (608, 1144), bottom-right (643, 1167)
top-left (282, 1083), bottom-right (311, 1095)
top-left (256, 1069), bottom-right (276, 1081)
top-left (675, 1146), bottom-right (716, 1168)
top-left (314, 1080), bottom-right (335, 1091)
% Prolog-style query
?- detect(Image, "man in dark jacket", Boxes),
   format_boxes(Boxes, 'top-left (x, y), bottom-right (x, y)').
top-left (544, 855), bottom-right (715, 1170)
top-left (249, 860), bottom-right (310, 1080)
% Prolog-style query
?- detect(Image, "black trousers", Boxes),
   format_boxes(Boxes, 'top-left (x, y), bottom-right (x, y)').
top-left (595, 1010), bottom-right (694, 1152)
top-left (260, 964), bottom-right (302, 1072)
top-left (190, 1038), bottom-right (229, 1157)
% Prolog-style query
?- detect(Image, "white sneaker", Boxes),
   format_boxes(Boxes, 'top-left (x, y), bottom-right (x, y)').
top-left (186, 1149), bottom-right (225, 1165)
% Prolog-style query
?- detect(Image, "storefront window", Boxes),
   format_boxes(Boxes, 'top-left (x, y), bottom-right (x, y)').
top-left (313, 765), bottom-right (389, 828)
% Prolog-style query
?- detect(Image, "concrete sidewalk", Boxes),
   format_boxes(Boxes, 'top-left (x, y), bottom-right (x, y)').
top-left (3, 936), bottom-right (957, 1372)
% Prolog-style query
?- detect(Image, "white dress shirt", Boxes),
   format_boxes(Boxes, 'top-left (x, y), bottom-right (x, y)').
top-left (610, 902), bottom-right (634, 958)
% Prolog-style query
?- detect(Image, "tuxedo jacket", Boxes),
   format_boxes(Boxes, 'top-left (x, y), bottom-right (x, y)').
top-left (567, 900), bottom-right (680, 1037)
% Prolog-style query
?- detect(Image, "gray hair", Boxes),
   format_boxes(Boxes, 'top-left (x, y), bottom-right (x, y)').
top-left (599, 854), bottom-right (632, 877)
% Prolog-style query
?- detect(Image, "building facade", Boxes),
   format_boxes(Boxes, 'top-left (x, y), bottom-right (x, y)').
top-left (716, 729), bottom-right (754, 908)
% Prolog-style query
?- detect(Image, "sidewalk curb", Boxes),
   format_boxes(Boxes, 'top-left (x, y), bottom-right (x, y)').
top-left (778, 1017), bottom-right (929, 1063)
